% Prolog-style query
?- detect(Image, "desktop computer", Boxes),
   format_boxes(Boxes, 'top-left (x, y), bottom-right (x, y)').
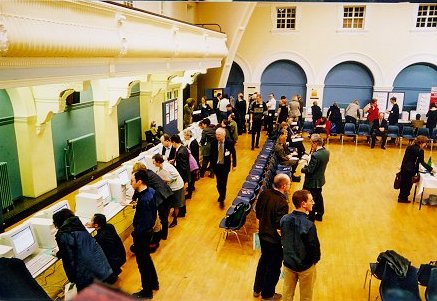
top-left (0, 222), bottom-right (39, 260)
top-left (29, 217), bottom-right (57, 249)
top-left (80, 179), bottom-right (126, 205)
top-left (0, 244), bottom-right (13, 258)
top-left (34, 200), bottom-right (70, 220)
top-left (75, 192), bottom-right (104, 219)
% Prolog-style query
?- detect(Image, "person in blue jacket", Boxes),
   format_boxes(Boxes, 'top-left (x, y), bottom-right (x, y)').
top-left (53, 209), bottom-right (112, 291)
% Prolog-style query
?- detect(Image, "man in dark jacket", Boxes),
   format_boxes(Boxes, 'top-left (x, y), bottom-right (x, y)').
top-left (199, 118), bottom-right (216, 178)
top-left (210, 127), bottom-right (237, 208)
top-left (280, 190), bottom-right (320, 301)
top-left (235, 93), bottom-right (247, 134)
top-left (371, 113), bottom-right (388, 149)
top-left (89, 213), bottom-right (126, 284)
top-left (53, 209), bottom-right (112, 291)
top-left (253, 174), bottom-right (290, 300)
top-left (301, 134), bottom-right (330, 222)
top-left (169, 134), bottom-right (190, 216)
top-left (130, 170), bottom-right (159, 299)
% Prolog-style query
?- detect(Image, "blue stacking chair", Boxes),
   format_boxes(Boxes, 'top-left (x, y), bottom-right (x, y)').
top-left (379, 265), bottom-right (421, 301)
top-left (242, 181), bottom-right (260, 194)
top-left (302, 121), bottom-right (314, 136)
top-left (356, 124), bottom-right (371, 145)
top-left (417, 127), bottom-right (430, 138)
top-left (238, 188), bottom-right (256, 203)
top-left (400, 126), bottom-right (415, 147)
top-left (249, 168), bottom-right (263, 177)
top-left (425, 268), bottom-right (437, 301)
top-left (246, 174), bottom-right (261, 183)
top-left (341, 122), bottom-right (357, 144)
top-left (217, 201), bottom-right (251, 250)
top-left (387, 125), bottom-right (400, 146)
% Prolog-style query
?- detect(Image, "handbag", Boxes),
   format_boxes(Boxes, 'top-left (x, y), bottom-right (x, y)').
top-left (187, 149), bottom-right (199, 172)
top-left (393, 172), bottom-right (401, 189)
top-left (412, 174), bottom-right (420, 184)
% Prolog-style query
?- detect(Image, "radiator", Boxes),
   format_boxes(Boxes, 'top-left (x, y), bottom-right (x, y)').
top-left (0, 162), bottom-right (13, 211)
top-left (124, 116), bottom-right (141, 151)
top-left (64, 133), bottom-right (97, 178)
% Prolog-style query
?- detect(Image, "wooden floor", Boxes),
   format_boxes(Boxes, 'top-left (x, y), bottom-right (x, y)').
top-left (27, 132), bottom-right (436, 300)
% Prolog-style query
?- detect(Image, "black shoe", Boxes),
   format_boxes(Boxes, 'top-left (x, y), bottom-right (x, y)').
top-left (219, 201), bottom-right (225, 209)
top-left (209, 173), bottom-right (214, 179)
top-left (398, 199), bottom-right (411, 203)
top-left (169, 219), bottom-right (177, 228)
top-left (315, 214), bottom-right (323, 221)
top-left (255, 145), bottom-right (260, 148)
top-left (153, 284), bottom-right (159, 291)
top-left (132, 290), bottom-right (153, 299)
top-left (185, 193), bottom-right (192, 200)
top-left (371, 145), bottom-right (375, 149)
top-left (381, 146), bottom-right (386, 149)
top-left (130, 244), bottom-right (136, 254)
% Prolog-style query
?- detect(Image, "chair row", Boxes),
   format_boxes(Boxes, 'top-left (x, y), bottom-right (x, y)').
top-left (217, 139), bottom-right (277, 249)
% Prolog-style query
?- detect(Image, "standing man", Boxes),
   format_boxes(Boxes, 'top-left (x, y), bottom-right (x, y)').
top-left (280, 190), bottom-right (321, 301)
top-left (235, 92), bottom-right (247, 134)
top-left (199, 118), bottom-right (216, 178)
top-left (370, 112), bottom-right (388, 149)
top-left (301, 134), bottom-right (330, 222)
top-left (218, 94), bottom-right (230, 123)
top-left (210, 127), bottom-right (237, 208)
top-left (160, 134), bottom-right (174, 160)
top-left (387, 96), bottom-right (399, 126)
top-left (169, 134), bottom-right (190, 214)
top-left (250, 94), bottom-right (267, 150)
top-left (266, 93), bottom-right (277, 135)
top-left (213, 92), bottom-right (222, 122)
top-left (130, 170), bottom-right (159, 299)
top-left (253, 174), bottom-right (290, 301)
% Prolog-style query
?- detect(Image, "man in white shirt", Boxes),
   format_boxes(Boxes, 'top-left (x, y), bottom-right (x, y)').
top-left (266, 93), bottom-right (277, 135)
top-left (218, 94), bottom-right (230, 123)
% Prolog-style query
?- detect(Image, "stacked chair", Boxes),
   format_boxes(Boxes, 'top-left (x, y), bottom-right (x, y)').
top-left (217, 138), bottom-right (278, 249)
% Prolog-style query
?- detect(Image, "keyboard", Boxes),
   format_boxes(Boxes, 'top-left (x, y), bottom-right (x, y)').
top-left (25, 252), bottom-right (55, 276)
top-left (104, 202), bottom-right (122, 217)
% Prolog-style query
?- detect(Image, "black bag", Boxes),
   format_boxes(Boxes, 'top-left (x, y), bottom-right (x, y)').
top-left (394, 172), bottom-right (401, 190)
top-left (374, 250), bottom-right (411, 279)
top-left (225, 202), bottom-right (249, 228)
top-left (418, 261), bottom-right (437, 285)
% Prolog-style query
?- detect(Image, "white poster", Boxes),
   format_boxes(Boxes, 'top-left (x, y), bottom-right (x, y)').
top-left (372, 91), bottom-right (388, 113)
top-left (416, 93), bottom-right (431, 114)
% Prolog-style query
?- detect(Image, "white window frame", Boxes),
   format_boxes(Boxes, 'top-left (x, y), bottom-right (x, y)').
top-left (271, 5), bottom-right (299, 34)
top-left (341, 5), bottom-right (366, 30)
top-left (415, 4), bottom-right (437, 28)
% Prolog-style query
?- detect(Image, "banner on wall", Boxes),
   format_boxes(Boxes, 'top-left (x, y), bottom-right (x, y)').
top-left (431, 87), bottom-right (437, 106)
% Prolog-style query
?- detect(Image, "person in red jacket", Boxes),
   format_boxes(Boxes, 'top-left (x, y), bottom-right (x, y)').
top-left (365, 98), bottom-right (379, 128)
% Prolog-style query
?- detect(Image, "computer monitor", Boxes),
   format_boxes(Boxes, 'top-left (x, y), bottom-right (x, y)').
top-left (96, 181), bottom-right (111, 202)
top-left (0, 222), bottom-right (38, 260)
top-left (34, 200), bottom-right (70, 219)
top-left (116, 167), bottom-right (130, 186)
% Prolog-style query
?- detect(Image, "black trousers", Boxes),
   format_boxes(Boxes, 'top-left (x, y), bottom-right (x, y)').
top-left (267, 110), bottom-right (275, 134)
top-left (252, 120), bottom-right (262, 148)
top-left (200, 155), bottom-right (212, 177)
top-left (133, 231), bottom-right (159, 297)
top-left (158, 201), bottom-right (170, 239)
top-left (371, 131), bottom-right (387, 148)
top-left (398, 170), bottom-right (415, 201)
top-left (214, 165), bottom-right (229, 203)
top-left (304, 187), bottom-right (324, 221)
top-left (345, 116), bottom-right (357, 125)
top-left (253, 239), bottom-right (283, 298)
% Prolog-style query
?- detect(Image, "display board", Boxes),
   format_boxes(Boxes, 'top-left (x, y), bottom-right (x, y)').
top-left (416, 93), bottom-right (431, 114)
top-left (372, 91), bottom-right (388, 112)
top-left (162, 98), bottom-right (178, 136)
top-left (387, 92), bottom-right (404, 113)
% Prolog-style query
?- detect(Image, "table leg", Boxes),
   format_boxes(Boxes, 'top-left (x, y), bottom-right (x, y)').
top-left (419, 191), bottom-right (424, 210)
top-left (413, 184), bottom-right (417, 203)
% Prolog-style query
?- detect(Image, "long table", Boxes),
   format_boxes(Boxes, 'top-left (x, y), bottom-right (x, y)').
top-left (414, 172), bottom-right (437, 209)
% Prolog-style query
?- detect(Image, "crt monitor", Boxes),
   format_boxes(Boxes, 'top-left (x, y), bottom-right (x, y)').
top-left (34, 200), bottom-right (70, 219)
top-left (0, 222), bottom-right (38, 260)
top-left (95, 181), bottom-right (111, 203)
top-left (115, 167), bottom-right (130, 186)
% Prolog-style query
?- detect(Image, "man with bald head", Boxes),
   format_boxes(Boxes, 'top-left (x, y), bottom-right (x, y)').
top-left (210, 127), bottom-right (237, 208)
top-left (253, 174), bottom-right (290, 300)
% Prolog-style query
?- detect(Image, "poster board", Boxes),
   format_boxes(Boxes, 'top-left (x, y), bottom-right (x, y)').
top-left (387, 92), bottom-right (404, 113)
top-left (162, 98), bottom-right (178, 136)
top-left (372, 91), bottom-right (388, 113)
top-left (416, 93), bottom-right (431, 114)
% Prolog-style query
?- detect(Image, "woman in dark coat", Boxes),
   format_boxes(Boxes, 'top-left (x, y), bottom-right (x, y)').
top-left (53, 209), bottom-right (112, 291)
top-left (426, 103), bottom-right (437, 137)
top-left (398, 135), bottom-right (433, 203)
top-left (327, 102), bottom-right (342, 134)
top-left (311, 101), bottom-right (322, 125)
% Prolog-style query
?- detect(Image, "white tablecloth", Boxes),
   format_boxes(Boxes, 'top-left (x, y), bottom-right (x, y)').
top-left (416, 172), bottom-right (437, 195)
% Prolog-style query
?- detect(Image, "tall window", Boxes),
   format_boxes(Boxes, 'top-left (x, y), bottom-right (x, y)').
top-left (276, 7), bottom-right (296, 30)
top-left (343, 6), bottom-right (365, 29)
top-left (416, 4), bottom-right (437, 28)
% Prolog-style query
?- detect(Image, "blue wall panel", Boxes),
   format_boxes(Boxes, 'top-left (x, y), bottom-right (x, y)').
top-left (323, 62), bottom-right (374, 108)
top-left (393, 64), bottom-right (437, 106)
top-left (260, 60), bottom-right (307, 108)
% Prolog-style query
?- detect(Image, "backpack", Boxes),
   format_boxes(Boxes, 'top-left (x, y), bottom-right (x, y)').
top-left (374, 250), bottom-right (411, 279)
top-left (225, 202), bottom-right (249, 228)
